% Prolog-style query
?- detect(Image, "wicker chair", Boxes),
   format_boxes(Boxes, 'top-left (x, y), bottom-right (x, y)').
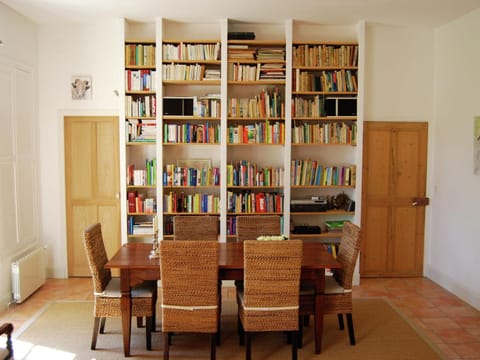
top-left (0, 323), bottom-right (13, 360)
top-left (237, 240), bottom-right (303, 360)
top-left (299, 221), bottom-right (361, 348)
top-left (236, 215), bottom-right (282, 242)
top-left (83, 223), bottom-right (156, 351)
top-left (173, 215), bottom-right (219, 240)
top-left (160, 240), bottom-right (220, 360)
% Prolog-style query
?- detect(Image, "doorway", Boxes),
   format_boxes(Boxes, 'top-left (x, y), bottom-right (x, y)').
top-left (361, 121), bottom-right (429, 277)
top-left (64, 116), bottom-right (120, 277)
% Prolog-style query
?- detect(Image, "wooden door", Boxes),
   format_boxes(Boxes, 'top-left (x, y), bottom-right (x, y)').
top-left (65, 116), bottom-right (120, 277)
top-left (361, 121), bottom-right (428, 277)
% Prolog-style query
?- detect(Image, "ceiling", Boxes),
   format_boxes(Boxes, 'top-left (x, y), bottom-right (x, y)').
top-left (2, 0), bottom-right (480, 27)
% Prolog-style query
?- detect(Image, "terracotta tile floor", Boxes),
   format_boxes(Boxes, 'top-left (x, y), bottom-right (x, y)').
top-left (1, 277), bottom-right (479, 359)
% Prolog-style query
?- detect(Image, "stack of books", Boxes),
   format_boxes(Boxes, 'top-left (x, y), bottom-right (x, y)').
top-left (325, 220), bottom-right (347, 233)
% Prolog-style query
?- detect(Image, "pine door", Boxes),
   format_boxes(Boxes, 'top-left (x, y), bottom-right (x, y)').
top-left (64, 116), bottom-right (120, 277)
top-left (361, 121), bottom-right (428, 277)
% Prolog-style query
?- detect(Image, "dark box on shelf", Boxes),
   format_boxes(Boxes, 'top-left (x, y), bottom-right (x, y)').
top-left (163, 97), bottom-right (194, 116)
top-left (290, 200), bottom-right (328, 212)
top-left (325, 97), bottom-right (357, 116)
top-left (292, 225), bottom-right (321, 234)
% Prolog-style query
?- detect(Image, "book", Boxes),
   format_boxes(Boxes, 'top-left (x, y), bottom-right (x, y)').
top-left (325, 220), bottom-right (347, 233)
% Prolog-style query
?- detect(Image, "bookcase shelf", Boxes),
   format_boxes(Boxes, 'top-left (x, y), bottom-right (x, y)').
top-left (119, 18), bottom-right (362, 244)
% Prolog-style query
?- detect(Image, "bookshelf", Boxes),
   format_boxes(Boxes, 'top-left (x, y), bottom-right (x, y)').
top-left (123, 21), bottom-right (158, 242)
top-left (289, 21), bottom-right (360, 244)
top-left (159, 20), bottom-right (224, 239)
top-left (119, 19), bottom-right (362, 244)
top-left (226, 21), bottom-right (287, 241)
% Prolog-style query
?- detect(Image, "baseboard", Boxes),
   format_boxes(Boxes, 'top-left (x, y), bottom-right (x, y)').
top-left (426, 265), bottom-right (480, 310)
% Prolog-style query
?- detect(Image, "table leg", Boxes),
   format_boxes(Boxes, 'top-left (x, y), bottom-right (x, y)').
top-left (314, 293), bottom-right (324, 354)
top-left (120, 269), bottom-right (132, 357)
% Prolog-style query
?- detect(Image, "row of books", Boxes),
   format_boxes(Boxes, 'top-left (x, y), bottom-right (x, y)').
top-left (162, 63), bottom-right (220, 81)
top-left (227, 191), bottom-right (283, 213)
top-left (325, 244), bottom-right (338, 259)
top-left (292, 95), bottom-right (326, 117)
top-left (163, 42), bottom-right (221, 61)
top-left (127, 192), bottom-right (156, 214)
top-left (227, 63), bottom-right (286, 81)
top-left (125, 44), bottom-right (156, 67)
top-left (163, 192), bottom-right (220, 213)
top-left (292, 121), bottom-right (357, 145)
top-left (127, 218), bottom-right (154, 236)
top-left (127, 160), bottom-right (157, 186)
top-left (293, 44), bottom-right (358, 67)
top-left (293, 69), bottom-right (358, 93)
top-left (125, 95), bottom-right (157, 117)
top-left (228, 88), bottom-right (284, 118)
top-left (227, 121), bottom-right (285, 145)
top-left (228, 45), bottom-right (285, 61)
top-left (163, 165), bottom-right (221, 187)
top-left (126, 119), bottom-right (156, 143)
top-left (163, 123), bottom-right (221, 144)
top-left (226, 161), bottom-right (284, 187)
top-left (125, 69), bottom-right (156, 91)
top-left (193, 96), bottom-right (221, 117)
top-left (291, 160), bottom-right (356, 187)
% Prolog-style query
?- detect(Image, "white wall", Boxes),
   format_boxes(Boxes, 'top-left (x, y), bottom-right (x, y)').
top-left (0, 3), bottom-right (38, 311)
top-left (37, 20), bottom-right (124, 277)
top-left (364, 23), bottom-right (434, 122)
top-left (428, 9), bottom-right (480, 309)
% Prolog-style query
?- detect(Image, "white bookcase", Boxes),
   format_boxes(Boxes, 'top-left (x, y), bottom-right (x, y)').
top-left (119, 18), bottom-right (364, 245)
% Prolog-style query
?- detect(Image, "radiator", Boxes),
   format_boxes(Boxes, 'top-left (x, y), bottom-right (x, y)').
top-left (11, 247), bottom-right (47, 303)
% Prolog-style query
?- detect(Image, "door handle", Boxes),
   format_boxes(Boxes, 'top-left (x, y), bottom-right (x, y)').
top-left (411, 197), bottom-right (429, 206)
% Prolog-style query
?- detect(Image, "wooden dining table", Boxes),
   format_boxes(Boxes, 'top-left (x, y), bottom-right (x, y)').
top-left (105, 241), bottom-right (341, 357)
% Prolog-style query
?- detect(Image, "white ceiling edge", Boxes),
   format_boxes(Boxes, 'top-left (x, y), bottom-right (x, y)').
top-left (2, 0), bottom-right (480, 28)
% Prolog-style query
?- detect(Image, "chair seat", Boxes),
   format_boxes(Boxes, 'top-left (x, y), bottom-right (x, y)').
top-left (98, 278), bottom-right (153, 298)
top-left (324, 275), bottom-right (346, 295)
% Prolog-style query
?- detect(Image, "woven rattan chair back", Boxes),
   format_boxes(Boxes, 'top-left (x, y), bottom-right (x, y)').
top-left (173, 216), bottom-right (219, 240)
top-left (160, 240), bottom-right (219, 360)
top-left (83, 222), bottom-right (154, 352)
top-left (242, 240), bottom-right (303, 330)
top-left (236, 215), bottom-right (281, 242)
top-left (332, 221), bottom-right (361, 290)
top-left (83, 223), bottom-right (111, 294)
top-left (238, 240), bottom-right (303, 360)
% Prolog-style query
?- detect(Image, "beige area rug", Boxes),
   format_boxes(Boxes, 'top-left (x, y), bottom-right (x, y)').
top-left (13, 298), bottom-right (446, 360)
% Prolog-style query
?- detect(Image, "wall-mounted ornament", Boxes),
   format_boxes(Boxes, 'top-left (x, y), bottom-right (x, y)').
top-left (71, 75), bottom-right (92, 100)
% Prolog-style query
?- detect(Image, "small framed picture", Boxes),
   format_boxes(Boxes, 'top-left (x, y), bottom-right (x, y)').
top-left (71, 75), bottom-right (92, 100)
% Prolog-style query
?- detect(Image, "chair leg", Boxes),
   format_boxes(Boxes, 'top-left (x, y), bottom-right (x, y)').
top-left (99, 317), bottom-right (106, 334)
top-left (146, 316), bottom-right (152, 350)
top-left (238, 315), bottom-right (245, 346)
top-left (245, 332), bottom-right (252, 360)
top-left (163, 331), bottom-right (170, 360)
top-left (91, 317), bottom-right (101, 350)
top-left (217, 282), bottom-right (222, 345)
top-left (151, 280), bottom-right (158, 331)
top-left (298, 316), bottom-right (304, 348)
top-left (291, 331), bottom-right (298, 360)
top-left (346, 313), bottom-right (356, 345)
top-left (211, 333), bottom-right (216, 360)
top-left (337, 313), bottom-right (345, 330)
